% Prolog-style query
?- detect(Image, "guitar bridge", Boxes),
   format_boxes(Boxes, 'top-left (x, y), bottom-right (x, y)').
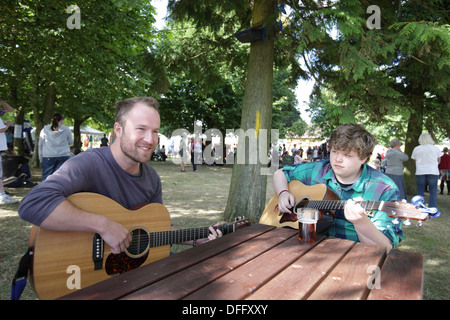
top-left (92, 233), bottom-right (104, 271)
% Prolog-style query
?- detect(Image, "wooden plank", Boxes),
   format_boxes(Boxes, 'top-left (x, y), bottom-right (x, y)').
top-left (120, 227), bottom-right (297, 300)
top-left (307, 242), bottom-right (386, 300)
top-left (60, 223), bottom-right (274, 300)
top-left (367, 249), bottom-right (423, 300)
top-left (247, 237), bottom-right (355, 300)
top-left (184, 234), bottom-right (326, 300)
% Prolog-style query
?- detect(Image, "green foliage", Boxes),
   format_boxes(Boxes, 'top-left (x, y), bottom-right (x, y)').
top-left (153, 1), bottom-right (302, 139)
top-left (272, 69), bottom-right (305, 138)
top-left (158, 75), bottom-right (243, 136)
top-left (290, 0), bottom-right (450, 143)
top-left (1, 0), bottom-right (159, 135)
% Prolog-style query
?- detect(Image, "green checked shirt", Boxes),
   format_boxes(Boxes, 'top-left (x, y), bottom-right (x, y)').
top-left (283, 160), bottom-right (405, 247)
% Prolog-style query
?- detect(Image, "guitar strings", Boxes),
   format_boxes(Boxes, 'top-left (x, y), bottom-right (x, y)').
top-left (126, 225), bottom-right (232, 253)
top-left (302, 200), bottom-right (382, 211)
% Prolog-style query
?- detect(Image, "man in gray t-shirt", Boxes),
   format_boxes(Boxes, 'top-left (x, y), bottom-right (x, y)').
top-left (19, 97), bottom-right (220, 254)
top-left (19, 146), bottom-right (163, 226)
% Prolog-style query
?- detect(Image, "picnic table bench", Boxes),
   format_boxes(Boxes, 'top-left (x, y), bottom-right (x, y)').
top-left (60, 223), bottom-right (424, 300)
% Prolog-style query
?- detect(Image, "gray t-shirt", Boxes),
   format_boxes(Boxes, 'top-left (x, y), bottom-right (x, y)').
top-left (38, 124), bottom-right (73, 160)
top-left (19, 147), bottom-right (162, 226)
top-left (382, 148), bottom-right (409, 175)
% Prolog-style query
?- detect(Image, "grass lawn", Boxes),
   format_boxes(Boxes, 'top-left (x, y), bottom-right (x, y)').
top-left (1, 160), bottom-right (449, 300)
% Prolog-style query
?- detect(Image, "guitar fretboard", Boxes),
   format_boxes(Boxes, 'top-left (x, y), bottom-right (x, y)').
top-left (300, 200), bottom-right (384, 212)
top-left (148, 224), bottom-right (234, 248)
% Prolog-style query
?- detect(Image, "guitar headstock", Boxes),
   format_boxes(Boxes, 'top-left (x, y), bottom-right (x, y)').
top-left (383, 201), bottom-right (429, 221)
top-left (383, 196), bottom-right (440, 223)
top-left (233, 217), bottom-right (251, 230)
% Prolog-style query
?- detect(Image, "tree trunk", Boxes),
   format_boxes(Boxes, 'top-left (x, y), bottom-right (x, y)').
top-left (8, 83), bottom-right (26, 156)
top-left (223, 0), bottom-right (276, 222)
top-left (403, 93), bottom-right (424, 197)
top-left (31, 80), bottom-right (57, 167)
top-left (73, 117), bottom-right (90, 151)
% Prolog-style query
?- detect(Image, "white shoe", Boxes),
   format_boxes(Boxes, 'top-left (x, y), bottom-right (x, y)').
top-left (0, 193), bottom-right (18, 204)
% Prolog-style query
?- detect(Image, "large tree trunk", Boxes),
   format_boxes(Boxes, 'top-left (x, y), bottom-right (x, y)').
top-left (8, 82), bottom-right (26, 156)
top-left (31, 80), bottom-right (57, 167)
top-left (403, 92), bottom-right (425, 197)
top-left (73, 116), bottom-right (90, 151)
top-left (223, 0), bottom-right (276, 222)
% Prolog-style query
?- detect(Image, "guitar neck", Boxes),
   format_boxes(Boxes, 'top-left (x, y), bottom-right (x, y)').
top-left (149, 224), bottom-right (234, 248)
top-left (303, 200), bottom-right (384, 212)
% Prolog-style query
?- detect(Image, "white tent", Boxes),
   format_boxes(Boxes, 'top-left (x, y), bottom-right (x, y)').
top-left (69, 125), bottom-right (105, 136)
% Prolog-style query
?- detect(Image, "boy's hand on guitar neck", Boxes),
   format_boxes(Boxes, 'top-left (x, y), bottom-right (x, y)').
top-left (343, 197), bottom-right (369, 225)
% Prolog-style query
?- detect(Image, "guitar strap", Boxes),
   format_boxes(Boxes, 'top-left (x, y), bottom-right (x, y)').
top-left (11, 247), bottom-right (32, 300)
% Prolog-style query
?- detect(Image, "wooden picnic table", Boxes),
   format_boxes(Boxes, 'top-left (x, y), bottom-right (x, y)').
top-left (60, 223), bottom-right (424, 300)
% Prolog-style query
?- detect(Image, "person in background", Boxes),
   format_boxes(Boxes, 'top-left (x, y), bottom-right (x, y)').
top-left (180, 132), bottom-right (189, 172)
top-left (411, 133), bottom-right (441, 208)
top-left (191, 136), bottom-right (202, 172)
top-left (382, 139), bottom-right (409, 200)
top-left (293, 149), bottom-right (302, 165)
top-left (100, 134), bottom-right (109, 147)
top-left (0, 99), bottom-right (18, 204)
top-left (39, 113), bottom-right (73, 181)
top-left (439, 147), bottom-right (450, 195)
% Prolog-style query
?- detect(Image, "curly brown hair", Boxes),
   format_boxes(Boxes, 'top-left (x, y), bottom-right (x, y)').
top-left (328, 123), bottom-right (377, 163)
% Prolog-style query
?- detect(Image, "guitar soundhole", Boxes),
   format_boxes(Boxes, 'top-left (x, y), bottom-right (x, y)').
top-left (295, 198), bottom-right (310, 211)
top-left (127, 227), bottom-right (150, 258)
top-left (104, 227), bottom-right (150, 276)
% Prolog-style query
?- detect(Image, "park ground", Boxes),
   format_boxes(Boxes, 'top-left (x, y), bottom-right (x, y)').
top-left (1, 160), bottom-right (449, 300)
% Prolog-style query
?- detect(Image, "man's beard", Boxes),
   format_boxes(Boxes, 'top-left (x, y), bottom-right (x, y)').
top-left (119, 133), bottom-right (153, 164)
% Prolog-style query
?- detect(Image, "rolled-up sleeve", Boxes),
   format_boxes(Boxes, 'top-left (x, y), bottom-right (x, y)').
top-left (371, 188), bottom-right (405, 247)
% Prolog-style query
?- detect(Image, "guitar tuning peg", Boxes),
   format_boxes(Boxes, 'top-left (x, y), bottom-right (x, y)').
top-left (411, 195), bottom-right (425, 207)
top-left (403, 219), bottom-right (411, 226)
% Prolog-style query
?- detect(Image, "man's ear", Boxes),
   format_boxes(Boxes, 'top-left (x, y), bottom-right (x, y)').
top-left (114, 122), bottom-right (122, 138)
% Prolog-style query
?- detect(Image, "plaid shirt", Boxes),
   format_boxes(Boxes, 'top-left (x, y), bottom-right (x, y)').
top-left (283, 160), bottom-right (404, 247)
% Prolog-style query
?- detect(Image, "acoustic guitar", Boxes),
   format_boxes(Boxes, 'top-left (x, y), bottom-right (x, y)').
top-left (28, 193), bottom-right (250, 300)
top-left (259, 180), bottom-right (439, 229)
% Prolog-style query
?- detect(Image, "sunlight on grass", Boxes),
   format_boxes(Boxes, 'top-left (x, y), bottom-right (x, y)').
top-left (425, 259), bottom-right (443, 266)
top-left (1, 161), bottom-right (449, 300)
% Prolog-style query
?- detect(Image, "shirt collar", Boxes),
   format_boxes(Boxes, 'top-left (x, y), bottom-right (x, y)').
top-left (323, 163), bottom-right (368, 192)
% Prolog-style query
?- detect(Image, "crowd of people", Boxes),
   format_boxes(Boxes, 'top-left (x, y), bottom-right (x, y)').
top-left (1, 94), bottom-right (448, 209)
top-left (276, 143), bottom-right (328, 164)
top-left (1, 95), bottom-right (446, 300)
